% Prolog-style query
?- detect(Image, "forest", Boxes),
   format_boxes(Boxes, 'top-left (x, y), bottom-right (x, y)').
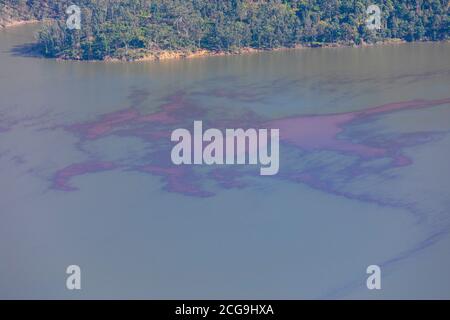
top-left (1, 0), bottom-right (449, 60)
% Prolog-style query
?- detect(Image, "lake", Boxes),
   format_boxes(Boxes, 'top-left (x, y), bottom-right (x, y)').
top-left (1, 24), bottom-right (450, 299)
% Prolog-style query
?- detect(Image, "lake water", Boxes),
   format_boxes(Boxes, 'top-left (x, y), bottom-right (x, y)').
top-left (1, 24), bottom-right (450, 299)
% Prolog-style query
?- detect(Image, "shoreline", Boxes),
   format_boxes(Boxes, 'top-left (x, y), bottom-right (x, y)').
top-left (71, 39), bottom-right (412, 63)
top-left (0, 19), bottom-right (39, 28)
top-left (102, 47), bottom-right (287, 63)
top-left (2, 21), bottom-right (447, 63)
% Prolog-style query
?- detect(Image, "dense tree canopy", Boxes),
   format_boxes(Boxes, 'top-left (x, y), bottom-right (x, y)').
top-left (1, 0), bottom-right (449, 60)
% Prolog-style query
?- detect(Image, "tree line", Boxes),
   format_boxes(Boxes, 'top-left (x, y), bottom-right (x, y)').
top-left (1, 0), bottom-right (449, 60)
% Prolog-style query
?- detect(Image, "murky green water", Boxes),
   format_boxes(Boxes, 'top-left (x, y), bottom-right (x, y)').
top-left (1, 24), bottom-right (450, 299)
